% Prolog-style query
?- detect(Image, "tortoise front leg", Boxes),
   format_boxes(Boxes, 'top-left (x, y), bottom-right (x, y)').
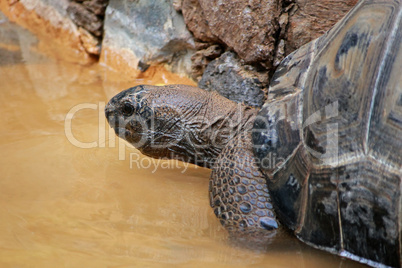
top-left (209, 132), bottom-right (279, 232)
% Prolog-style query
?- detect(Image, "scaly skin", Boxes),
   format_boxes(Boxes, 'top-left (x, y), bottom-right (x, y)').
top-left (105, 84), bottom-right (279, 232)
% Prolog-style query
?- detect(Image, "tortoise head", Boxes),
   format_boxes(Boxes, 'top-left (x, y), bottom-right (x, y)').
top-left (105, 84), bottom-right (200, 160)
top-left (105, 85), bottom-right (151, 149)
top-left (106, 84), bottom-right (241, 167)
top-left (105, 84), bottom-right (256, 167)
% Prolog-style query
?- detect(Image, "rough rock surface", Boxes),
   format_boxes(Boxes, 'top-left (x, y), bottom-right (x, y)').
top-left (67, 2), bottom-right (103, 37)
top-left (198, 0), bottom-right (281, 68)
top-left (181, 0), bottom-right (218, 43)
top-left (66, 0), bottom-right (109, 55)
top-left (190, 44), bottom-right (223, 81)
top-left (81, 0), bottom-right (108, 15)
top-left (198, 52), bottom-right (268, 107)
top-left (100, 0), bottom-right (195, 75)
top-left (182, 0), bottom-right (357, 68)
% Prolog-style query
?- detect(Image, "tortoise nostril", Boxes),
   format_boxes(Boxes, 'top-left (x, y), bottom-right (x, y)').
top-left (105, 104), bottom-right (114, 119)
top-left (105, 109), bottom-right (111, 118)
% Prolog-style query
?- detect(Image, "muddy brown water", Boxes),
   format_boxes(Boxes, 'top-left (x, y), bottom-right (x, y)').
top-left (0, 17), bottom-right (366, 268)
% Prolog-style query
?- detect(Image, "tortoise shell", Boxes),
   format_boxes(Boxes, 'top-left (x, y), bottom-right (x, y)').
top-left (252, 0), bottom-right (401, 266)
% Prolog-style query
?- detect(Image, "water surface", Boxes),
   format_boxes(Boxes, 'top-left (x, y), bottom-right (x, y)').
top-left (0, 16), bottom-right (365, 267)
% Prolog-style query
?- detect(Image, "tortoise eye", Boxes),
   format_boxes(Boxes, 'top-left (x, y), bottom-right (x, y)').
top-left (122, 102), bottom-right (134, 116)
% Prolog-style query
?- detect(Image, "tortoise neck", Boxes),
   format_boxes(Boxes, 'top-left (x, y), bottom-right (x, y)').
top-left (190, 91), bottom-right (258, 168)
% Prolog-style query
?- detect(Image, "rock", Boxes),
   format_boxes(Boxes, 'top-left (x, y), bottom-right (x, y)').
top-left (190, 44), bottom-right (223, 81)
top-left (273, 39), bottom-right (285, 67)
top-left (172, 0), bottom-right (183, 12)
top-left (182, 0), bottom-right (356, 72)
top-left (1, 0), bottom-right (357, 80)
top-left (181, 0), bottom-right (218, 43)
top-left (100, 0), bottom-right (195, 75)
top-left (67, 2), bottom-right (103, 37)
top-left (82, 0), bottom-right (108, 15)
top-left (186, 0), bottom-right (357, 107)
top-left (198, 0), bottom-right (282, 68)
top-left (67, 0), bottom-right (108, 55)
top-left (0, 0), bottom-right (94, 64)
top-left (78, 27), bottom-right (101, 55)
top-left (198, 52), bottom-right (268, 107)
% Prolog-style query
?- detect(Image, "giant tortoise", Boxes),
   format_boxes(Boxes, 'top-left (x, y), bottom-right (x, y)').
top-left (105, 0), bottom-right (402, 266)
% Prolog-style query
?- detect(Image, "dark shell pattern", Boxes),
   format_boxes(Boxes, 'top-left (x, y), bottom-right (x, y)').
top-left (252, 0), bottom-right (402, 267)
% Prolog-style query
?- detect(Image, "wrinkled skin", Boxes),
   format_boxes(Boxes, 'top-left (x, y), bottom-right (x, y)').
top-left (105, 84), bottom-right (279, 232)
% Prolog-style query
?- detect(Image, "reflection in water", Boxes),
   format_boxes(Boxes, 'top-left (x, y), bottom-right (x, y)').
top-left (0, 15), bottom-right (365, 267)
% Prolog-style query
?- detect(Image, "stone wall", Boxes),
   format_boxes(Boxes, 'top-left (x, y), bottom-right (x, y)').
top-left (0, 0), bottom-right (357, 106)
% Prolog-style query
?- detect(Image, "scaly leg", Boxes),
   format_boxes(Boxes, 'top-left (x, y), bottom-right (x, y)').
top-left (209, 132), bottom-right (279, 232)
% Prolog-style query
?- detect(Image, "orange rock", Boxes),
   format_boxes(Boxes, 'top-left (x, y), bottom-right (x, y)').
top-left (0, 0), bottom-right (94, 64)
